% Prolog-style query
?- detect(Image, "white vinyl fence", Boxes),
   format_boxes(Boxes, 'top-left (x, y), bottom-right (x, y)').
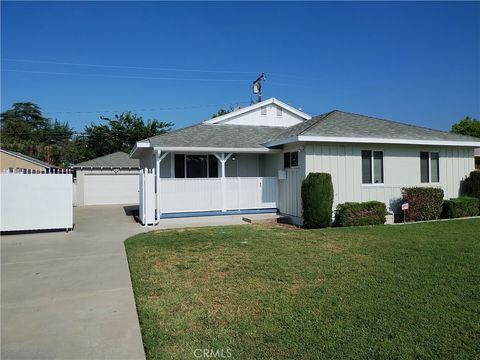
top-left (138, 169), bottom-right (278, 225)
top-left (0, 170), bottom-right (73, 232)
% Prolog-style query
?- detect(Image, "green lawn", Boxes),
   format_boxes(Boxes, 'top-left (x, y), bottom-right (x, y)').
top-left (125, 219), bottom-right (480, 360)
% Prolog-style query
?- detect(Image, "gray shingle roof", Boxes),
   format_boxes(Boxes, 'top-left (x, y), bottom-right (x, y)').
top-left (275, 110), bottom-right (480, 143)
top-left (0, 149), bottom-right (56, 168)
top-left (147, 124), bottom-right (285, 149)
top-left (72, 152), bottom-right (139, 168)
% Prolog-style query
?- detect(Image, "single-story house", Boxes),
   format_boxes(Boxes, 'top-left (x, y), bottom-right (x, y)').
top-left (0, 148), bottom-right (58, 173)
top-left (130, 97), bottom-right (480, 225)
top-left (475, 148), bottom-right (480, 170)
top-left (71, 152), bottom-right (140, 206)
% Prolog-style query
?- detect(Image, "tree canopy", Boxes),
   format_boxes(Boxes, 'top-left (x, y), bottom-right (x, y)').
top-left (0, 102), bottom-right (173, 166)
top-left (211, 107), bottom-right (233, 118)
top-left (451, 116), bottom-right (480, 138)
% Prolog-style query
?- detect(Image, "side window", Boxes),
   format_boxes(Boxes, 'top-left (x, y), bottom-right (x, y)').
top-left (284, 151), bottom-right (299, 168)
top-left (276, 107), bottom-right (283, 117)
top-left (284, 152), bottom-right (291, 168)
top-left (420, 152), bottom-right (440, 183)
top-left (362, 150), bottom-right (384, 184)
top-left (261, 106), bottom-right (267, 116)
top-left (361, 150), bottom-right (372, 184)
top-left (430, 152), bottom-right (439, 183)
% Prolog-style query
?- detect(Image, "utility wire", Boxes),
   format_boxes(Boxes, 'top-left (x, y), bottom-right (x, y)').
top-left (2, 58), bottom-right (315, 81)
top-left (2, 58), bottom-right (259, 75)
top-left (2, 69), bottom-right (252, 82)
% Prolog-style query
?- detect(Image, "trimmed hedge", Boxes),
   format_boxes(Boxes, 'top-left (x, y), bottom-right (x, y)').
top-left (301, 173), bottom-right (334, 228)
top-left (442, 197), bottom-right (480, 219)
top-left (401, 187), bottom-right (444, 221)
top-left (462, 171), bottom-right (480, 208)
top-left (335, 201), bottom-right (387, 227)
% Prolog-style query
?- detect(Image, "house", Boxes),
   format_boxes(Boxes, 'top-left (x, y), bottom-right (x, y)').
top-left (71, 152), bottom-right (140, 206)
top-left (0, 148), bottom-right (58, 173)
top-left (130, 98), bottom-right (480, 225)
top-left (475, 148), bottom-right (480, 170)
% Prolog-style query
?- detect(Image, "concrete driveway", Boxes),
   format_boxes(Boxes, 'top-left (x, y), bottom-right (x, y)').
top-left (1, 205), bottom-right (252, 360)
top-left (1, 206), bottom-right (150, 360)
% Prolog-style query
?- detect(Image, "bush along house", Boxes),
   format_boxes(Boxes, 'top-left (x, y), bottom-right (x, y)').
top-left (130, 98), bottom-right (480, 225)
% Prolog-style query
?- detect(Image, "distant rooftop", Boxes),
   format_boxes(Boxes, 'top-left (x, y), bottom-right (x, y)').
top-left (72, 152), bottom-right (140, 168)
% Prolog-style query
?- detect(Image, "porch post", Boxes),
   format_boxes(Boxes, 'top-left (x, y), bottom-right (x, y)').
top-left (214, 153), bottom-right (233, 211)
top-left (155, 150), bottom-right (169, 223)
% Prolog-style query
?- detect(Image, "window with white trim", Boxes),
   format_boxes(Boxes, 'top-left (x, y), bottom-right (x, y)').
top-left (362, 150), bottom-right (384, 184)
top-left (420, 151), bottom-right (439, 183)
top-left (261, 106), bottom-right (267, 116)
top-left (284, 151), bottom-right (299, 168)
top-left (276, 107), bottom-right (283, 117)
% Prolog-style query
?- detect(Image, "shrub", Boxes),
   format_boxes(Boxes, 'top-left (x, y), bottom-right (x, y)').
top-left (335, 201), bottom-right (387, 227)
top-left (442, 197), bottom-right (480, 219)
top-left (462, 171), bottom-right (480, 207)
top-left (302, 173), bottom-right (334, 228)
top-left (401, 187), bottom-right (444, 221)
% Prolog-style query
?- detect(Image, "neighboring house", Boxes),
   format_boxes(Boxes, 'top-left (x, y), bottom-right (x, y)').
top-left (475, 148), bottom-right (480, 170)
top-left (0, 148), bottom-right (58, 173)
top-left (71, 152), bottom-right (140, 206)
top-left (131, 97), bottom-right (480, 225)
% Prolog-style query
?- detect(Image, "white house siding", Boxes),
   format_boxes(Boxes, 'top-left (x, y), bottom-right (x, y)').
top-left (304, 143), bottom-right (475, 212)
top-left (277, 144), bottom-right (306, 223)
top-left (217, 104), bottom-right (304, 127)
top-left (75, 169), bottom-right (139, 206)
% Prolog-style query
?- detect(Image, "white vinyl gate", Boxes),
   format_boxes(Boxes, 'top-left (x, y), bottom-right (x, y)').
top-left (138, 169), bottom-right (278, 225)
top-left (0, 170), bottom-right (73, 232)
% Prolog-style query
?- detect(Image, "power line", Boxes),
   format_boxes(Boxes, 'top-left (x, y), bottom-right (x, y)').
top-left (2, 69), bottom-right (253, 82)
top-left (2, 58), bottom-right (259, 75)
top-left (2, 58), bottom-right (316, 81)
top-left (42, 102), bottom-right (250, 115)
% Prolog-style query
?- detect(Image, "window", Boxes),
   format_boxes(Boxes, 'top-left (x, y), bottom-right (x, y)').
top-left (284, 151), bottom-right (299, 168)
top-left (420, 151), bottom-right (440, 183)
top-left (174, 154), bottom-right (185, 178)
top-left (175, 154), bottom-right (218, 178)
top-left (261, 106), bottom-right (267, 116)
top-left (362, 150), bottom-right (384, 184)
top-left (276, 107), bottom-right (283, 117)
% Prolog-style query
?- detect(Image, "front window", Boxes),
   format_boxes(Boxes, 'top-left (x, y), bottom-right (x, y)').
top-left (174, 154), bottom-right (218, 178)
top-left (284, 151), bottom-right (299, 168)
top-left (420, 151), bottom-right (440, 183)
top-left (362, 150), bottom-right (384, 184)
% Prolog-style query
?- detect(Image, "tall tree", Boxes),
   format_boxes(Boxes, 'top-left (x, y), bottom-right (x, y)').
top-left (451, 116), bottom-right (480, 138)
top-left (82, 112), bottom-right (173, 158)
top-left (1, 102), bottom-right (74, 165)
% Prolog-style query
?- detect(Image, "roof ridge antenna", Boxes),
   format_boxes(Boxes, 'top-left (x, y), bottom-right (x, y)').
top-left (252, 73), bottom-right (266, 103)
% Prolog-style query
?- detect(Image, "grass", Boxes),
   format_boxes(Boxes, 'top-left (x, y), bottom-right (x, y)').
top-left (125, 219), bottom-right (480, 359)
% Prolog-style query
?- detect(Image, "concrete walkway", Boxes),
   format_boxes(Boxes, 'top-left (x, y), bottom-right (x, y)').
top-left (1, 205), bottom-right (250, 360)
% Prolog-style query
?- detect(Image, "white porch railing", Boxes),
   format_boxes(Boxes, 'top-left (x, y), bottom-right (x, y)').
top-left (160, 177), bottom-right (278, 213)
top-left (138, 171), bottom-right (278, 225)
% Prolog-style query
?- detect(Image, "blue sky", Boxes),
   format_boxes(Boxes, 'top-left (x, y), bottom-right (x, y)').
top-left (1, 1), bottom-right (479, 132)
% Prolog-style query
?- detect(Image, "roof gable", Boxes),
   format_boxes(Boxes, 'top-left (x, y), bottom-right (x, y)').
top-left (0, 149), bottom-right (56, 168)
top-left (203, 98), bottom-right (311, 127)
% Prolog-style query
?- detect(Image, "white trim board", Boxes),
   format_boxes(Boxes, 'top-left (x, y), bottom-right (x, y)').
top-left (263, 135), bottom-right (480, 148)
top-left (152, 146), bottom-right (281, 153)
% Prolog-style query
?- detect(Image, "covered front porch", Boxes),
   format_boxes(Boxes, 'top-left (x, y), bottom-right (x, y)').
top-left (137, 148), bottom-right (281, 225)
